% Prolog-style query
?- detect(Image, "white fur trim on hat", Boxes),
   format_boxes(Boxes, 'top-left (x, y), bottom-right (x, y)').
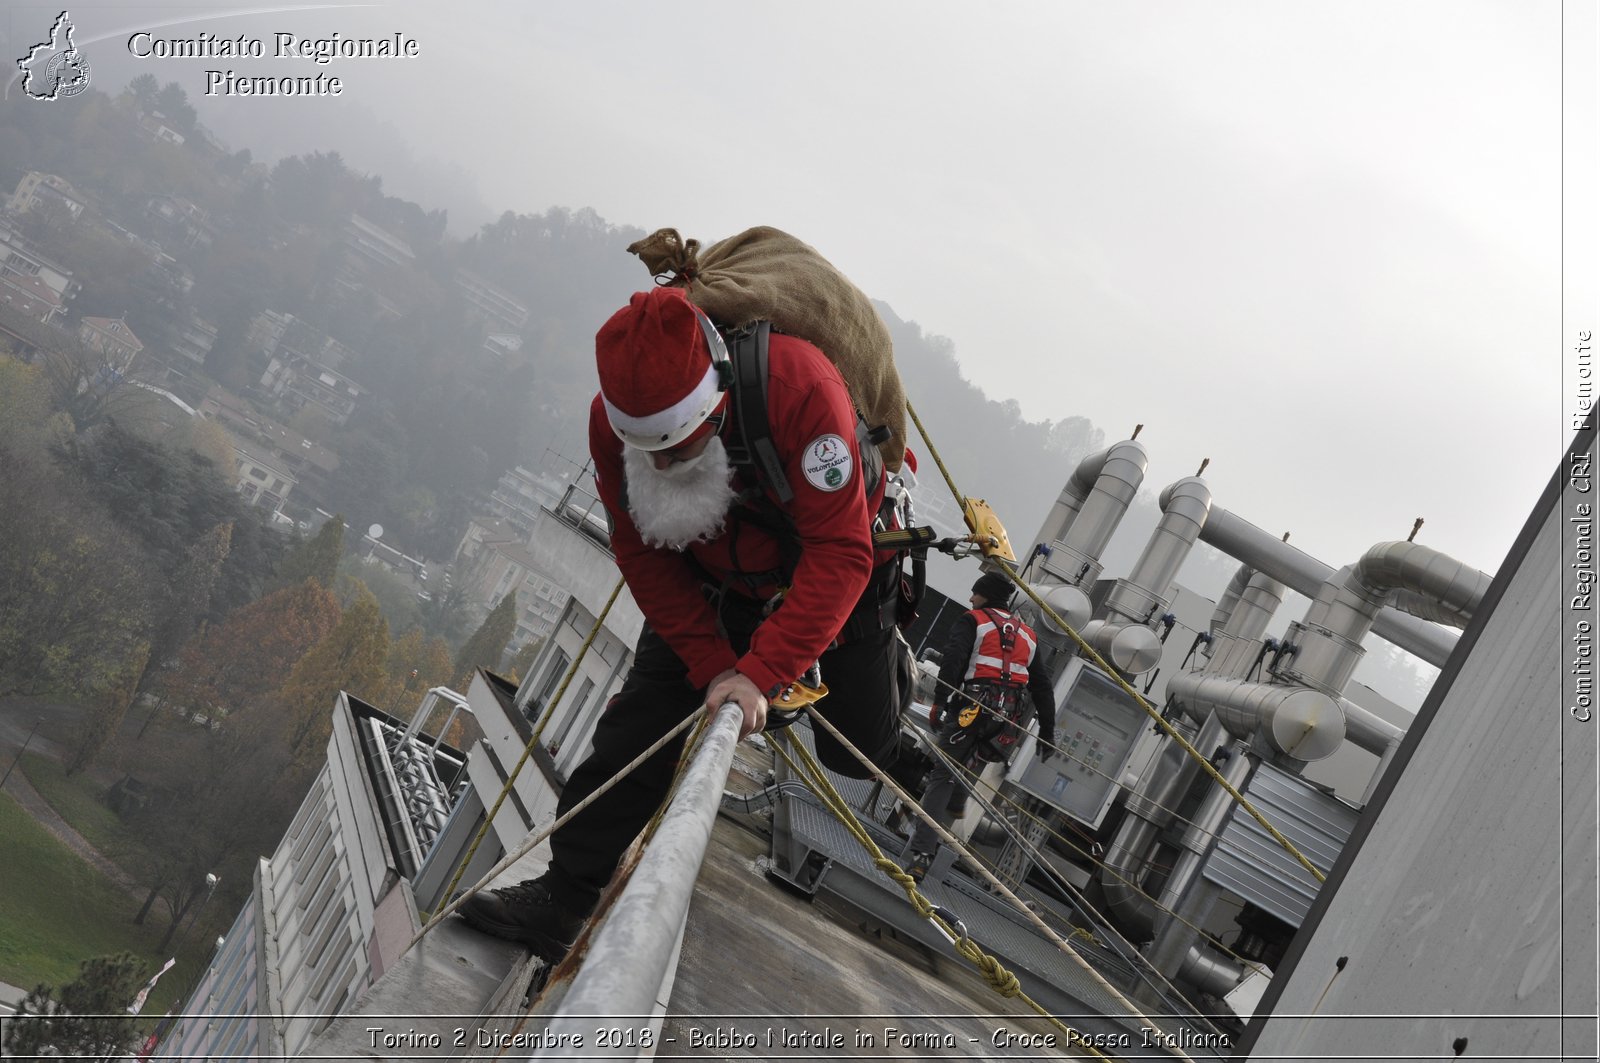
top-left (602, 361), bottom-right (722, 450)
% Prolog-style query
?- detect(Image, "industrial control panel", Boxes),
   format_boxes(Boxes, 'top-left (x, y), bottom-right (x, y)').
top-left (1013, 656), bottom-right (1149, 828)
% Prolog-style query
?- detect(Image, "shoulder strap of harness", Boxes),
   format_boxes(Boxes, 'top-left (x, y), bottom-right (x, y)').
top-left (723, 322), bottom-right (793, 503)
top-left (979, 606), bottom-right (1020, 681)
top-left (723, 321), bottom-right (886, 512)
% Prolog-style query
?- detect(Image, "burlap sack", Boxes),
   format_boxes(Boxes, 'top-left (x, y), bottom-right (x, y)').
top-left (627, 226), bottom-right (906, 472)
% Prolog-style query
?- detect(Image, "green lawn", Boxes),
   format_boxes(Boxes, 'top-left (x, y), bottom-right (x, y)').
top-left (0, 790), bottom-right (211, 1021)
top-left (17, 752), bottom-right (144, 867)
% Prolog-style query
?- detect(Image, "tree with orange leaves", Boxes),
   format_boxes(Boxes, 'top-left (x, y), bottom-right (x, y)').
top-left (146, 578), bottom-right (341, 735)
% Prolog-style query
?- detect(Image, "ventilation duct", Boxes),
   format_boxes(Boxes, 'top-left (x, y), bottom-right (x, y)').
top-left (1033, 439), bottom-right (1142, 552)
top-left (1100, 713), bottom-right (1229, 940)
top-left (1205, 567), bottom-right (1287, 678)
top-left (1278, 542), bottom-right (1491, 697)
top-left (1037, 438), bottom-right (1148, 591)
top-left (1338, 697), bottom-right (1406, 756)
top-left (1208, 564), bottom-right (1256, 642)
top-left (1197, 507), bottom-right (1464, 668)
top-left (1179, 944), bottom-right (1247, 999)
top-left (1224, 570), bottom-right (1286, 643)
top-left (1079, 477), bottom-right (1212, 674)
top-left (1165, 672), bottom-right (1345, 762)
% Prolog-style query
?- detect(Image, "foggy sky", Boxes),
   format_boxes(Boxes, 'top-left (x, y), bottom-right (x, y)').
top-left (21, 0), bottom-right (1586, 582)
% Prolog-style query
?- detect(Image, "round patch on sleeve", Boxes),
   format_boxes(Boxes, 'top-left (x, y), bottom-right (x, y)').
top-left (802, 434), bottom-right (853, 492)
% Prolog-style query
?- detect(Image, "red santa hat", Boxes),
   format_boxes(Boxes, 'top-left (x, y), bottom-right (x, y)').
top-left (596, 287), bottom-right (727, 451)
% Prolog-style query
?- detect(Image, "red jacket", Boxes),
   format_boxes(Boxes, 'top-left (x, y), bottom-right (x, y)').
top-left (588, 332), bottom-right (883, 697)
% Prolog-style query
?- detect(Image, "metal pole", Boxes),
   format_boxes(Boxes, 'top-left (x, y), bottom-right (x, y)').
top-left (539, 704), bottom-right (743, 1057)
top-left (0, 717), bottom-right (43, 789)
top-left (169, 873), bottom-right (219, 960)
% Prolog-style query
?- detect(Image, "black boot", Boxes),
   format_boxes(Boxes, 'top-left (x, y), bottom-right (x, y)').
top-left (458, 878), bottom-right (587, 963)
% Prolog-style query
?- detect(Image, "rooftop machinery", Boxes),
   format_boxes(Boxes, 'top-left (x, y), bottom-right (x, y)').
top-left (992, 430), bottom-right (1493, 1016)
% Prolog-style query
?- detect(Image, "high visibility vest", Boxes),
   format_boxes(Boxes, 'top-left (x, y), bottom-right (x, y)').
top-left (961, 607), bottom-right (1038, 687)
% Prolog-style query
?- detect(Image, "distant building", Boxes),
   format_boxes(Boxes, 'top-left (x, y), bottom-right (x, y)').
top-left (476, 332), bottom-right (521, 361)
top-left (487, 464), bottom-right (567, 534)
top-left (246, 309), bottom-right (356, 371)
top-left (340, 214), bottom-right (414, 273)
top-left (357, 532), bottom-right (427, 579)
top-left (259, 354), bottom-right (362, 426)
top-left (461, 537), bottom-right (570, 652)
top-left (0, 220), bottom-right (79, 306)
top-left (453, 516), bottom-right (522, 570)
top-left (168, 310), bottom-right (219, 368)
top-left (136, 110), bottom-right (186, 146)
top-left (78, 316), bottom-right (144, 372)
top-left (455, 268), bottom-right (529, 335)
top-left (97, 218), bottom-right (195, 296)
top-left (200, 386), bottom-right (340, 510)
top-left (491, 485), bottom-right (643, 777)
top-left (232, 439), bottom-right (296, 515)
top-left (145, 193), bottom-right (216, 249)
top-left (148, 249), bottom-right (195, 297)
top-left (243, 308), bottom-right (293, 358)
top-left (0, 271), bottom-right (66, 325)
top-left (7, 171), bottom-right (87, 219)
top-left (0, 297), bottom-right (68, 363)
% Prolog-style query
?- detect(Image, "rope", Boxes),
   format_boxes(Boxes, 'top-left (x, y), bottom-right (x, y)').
top-left (904, 401), bottom-right (968, 527)
top-left (996, 556), bottom-right (1325, 883)
top-left (435, 576), bottom-right (626, 909)
top-left (409, 706), bottom-right (706, 948)
top-left (924, 670), bottom-right (1235, 859)
top-left (916, 652), bottom-right (1286, 990)
top-left (798, 708), bottom-right (1193, 1062)
top-left (903, 399), bottom-right (1326, 884)
top-left (928, 734), bottom-right (1262, 973)
top-left (769, 737), bottom-right (1117, 1061)
top-left (909, 723), bottom-right (1270, 1006)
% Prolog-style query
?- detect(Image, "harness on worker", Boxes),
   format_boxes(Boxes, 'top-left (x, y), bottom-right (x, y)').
top-left (955, 607), bottom-right (1033, 754)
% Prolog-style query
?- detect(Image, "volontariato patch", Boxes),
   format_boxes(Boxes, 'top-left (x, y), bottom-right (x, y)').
top-left (802, 434), bottom-right (852, 491)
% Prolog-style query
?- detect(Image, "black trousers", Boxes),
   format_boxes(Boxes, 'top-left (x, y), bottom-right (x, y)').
top-left (907, 716), bottom-right (1005, 854)
top-left (542, 566), bottom-right (905, 913)
top-left (908, 685), bottom-right (1023, 855)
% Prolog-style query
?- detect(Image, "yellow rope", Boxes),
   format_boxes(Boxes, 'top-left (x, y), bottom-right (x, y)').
top-left (904, 399), bottom-right (1326, 884)
top-left (435, 576), bottom-right (627, 909)
top-left (796, 709), bottom-right (1193, 1062)
top-left (905, 400), bottom-right (969, 530)
top-left (997, 556), bottom-right (1325, 883)
top-left (925, 668), bottom-right (1265, 888)
top-left (770, 737), bottom-right (1120, 1061)
top-left (909, 722), bottom-right (1271, 994)
top-left (639, 706), bottom-right (716, 841)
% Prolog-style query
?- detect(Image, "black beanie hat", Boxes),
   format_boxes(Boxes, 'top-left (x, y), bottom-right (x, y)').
top-left (971, 571), bottom-right (1013, 606)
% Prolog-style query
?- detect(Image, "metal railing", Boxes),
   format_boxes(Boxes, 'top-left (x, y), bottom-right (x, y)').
top-left (538, 703), bottom-right (744, 1057)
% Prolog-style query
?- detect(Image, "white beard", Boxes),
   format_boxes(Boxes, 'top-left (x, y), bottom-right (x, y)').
top-left (623, 434), bottom-right (738, 551)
